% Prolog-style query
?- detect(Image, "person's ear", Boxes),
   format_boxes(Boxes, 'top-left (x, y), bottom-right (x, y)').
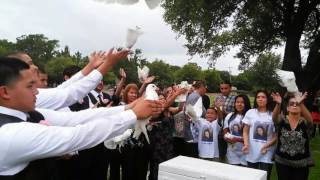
top-left (0, 86), bottom-right (11, 100)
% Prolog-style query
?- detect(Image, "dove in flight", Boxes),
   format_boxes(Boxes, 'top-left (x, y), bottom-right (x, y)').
top-left (137, 65), bottom-right (150, 83)
top-left (175, 81), bottom-right (192, 102)
top-left (185, 104), bottom-right (198, 123)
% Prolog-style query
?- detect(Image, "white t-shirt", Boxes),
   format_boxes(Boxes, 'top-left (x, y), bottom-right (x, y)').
top-left (242, 109), bottom-right (275, 164)
top-left (223, 113), bottom-right (247, 165)
top-left (192, 118), bottom-right (220, 158)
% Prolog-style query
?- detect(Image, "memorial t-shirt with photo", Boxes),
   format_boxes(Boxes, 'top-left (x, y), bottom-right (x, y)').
top-left (192, 118), bottom-right (220, 158)
top-left (223, 113), bottom-right (246, 165)
top-left (242, 109), bottom-right (275, 164)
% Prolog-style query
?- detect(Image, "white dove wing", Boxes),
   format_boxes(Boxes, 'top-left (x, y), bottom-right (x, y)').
top-left (117, 0), bottom-right (139, 5)
top-left (141, 66), bottom-right (150, 81)
top-left (133, 84), bottom-right (158, 144)
top-left (125, 27), bottom-right (143, 49)
top-left (145, 0), bottom-right (161, 9)
top-left (185, 104), bottom-right (198, 122)
top-left (276, 69), bottom-right (299, 93)
top-left (175, 81), bottom-right (191, 102)
top-left (138, 67), bottom-right (144, 82)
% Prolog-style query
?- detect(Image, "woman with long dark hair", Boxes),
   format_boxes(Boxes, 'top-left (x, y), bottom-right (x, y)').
top-left (242, 90), bottom-right (277, 180)
top-left (223, 94), bottom-right (251, 166)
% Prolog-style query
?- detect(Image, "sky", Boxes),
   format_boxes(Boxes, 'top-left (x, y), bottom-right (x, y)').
top-left (0, 0), bottom-right (258, 75)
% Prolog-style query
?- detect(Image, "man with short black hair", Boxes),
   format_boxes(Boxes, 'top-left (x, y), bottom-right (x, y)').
top-left (214, 81), bottom-right (235, 117)
top-left (0, 57), bottom-right (163, 179)
top-left (214, 81), bottom-right (236, 162)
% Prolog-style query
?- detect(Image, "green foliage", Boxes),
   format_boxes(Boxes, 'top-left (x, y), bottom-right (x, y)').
top-left (202, 69), bottom-right (222, 92)
top-left (45, 56), bottom-right (76, 83)
top-left (233, 71), bottom-right (253, 91)
top-left (16, 34), bottom-right (59, 69)
top-left (0, 40), bottom-right (16, 56)
top-left (103, 71), bottom-right (117, 87)
top-left (174, 63), bottom-right (202, 83)
top-left (248, 52), bottom-right (282, 90)
top-left (148, 60), bottom-right (174, 88)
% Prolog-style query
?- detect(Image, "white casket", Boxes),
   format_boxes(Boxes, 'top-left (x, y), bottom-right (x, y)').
top-left (158, 156), bottom-right (267, 180)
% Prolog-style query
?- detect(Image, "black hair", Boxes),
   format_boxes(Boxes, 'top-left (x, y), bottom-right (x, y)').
top-left (253, 90), bottom-right (274, 112)
top-left (63, 65), bottom-right (81, 78)
top-left (0, 57), bottom-right (30, 86)
top-left (228, 94), bottom-right (251, 125)
top-left (220, 80), bottom-right (232, 87)
top-left (193, 80), bottom-right (206, 89)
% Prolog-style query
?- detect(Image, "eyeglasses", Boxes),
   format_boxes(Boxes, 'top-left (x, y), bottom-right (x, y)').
top-left (289, 101), bottom-right (300, 107)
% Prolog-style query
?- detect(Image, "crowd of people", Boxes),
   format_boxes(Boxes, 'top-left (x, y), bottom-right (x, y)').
top-left (0, 49), bottom-right (318, 180)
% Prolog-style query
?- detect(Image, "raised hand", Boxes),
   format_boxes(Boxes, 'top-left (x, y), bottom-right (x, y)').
top-left (103, 48), bottom-right (130, 66)
top-left (271, 92), bottom-right (282, 104)
top-left (89, 51), bottom-right (105, 69)
top-left (144, 76), bottom-right (155, 84)
top-left (119, 68), bottom-right (126, 79)
top-left (175, 87), bottom-right (188, 96)
top-left (299, 92), bottom-right (308, 103)
top-left (132, 99), bottom-right (164, 119)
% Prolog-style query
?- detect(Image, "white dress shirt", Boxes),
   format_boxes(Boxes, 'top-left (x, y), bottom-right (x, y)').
top-left (56, 71), bottom-right (84, 89)
top-left (88, 90), bottom-right (109, 108)
top-left (0, 105), bottom-right (136, 175)
top-left (36, 70), bottom-right (102, 110)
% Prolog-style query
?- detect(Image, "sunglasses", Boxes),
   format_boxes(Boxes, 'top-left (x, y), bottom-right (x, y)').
top-left (288, 101), bottom-right (300, 107)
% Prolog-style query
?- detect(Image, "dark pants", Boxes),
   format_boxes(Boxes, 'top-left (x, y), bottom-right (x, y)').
top-left (148, 161), bottom-right (159, 180)
top-left (173, 138), bottom-right (198, 158)
top-left (276, 163), bottom-right (309, 180)
top-left (247, 162), bottom-right (273, 180)
top-left (312, 124), bottom-right (320, 137)
top-left (121, 145), bottom-right (150, 180)
top-left (76, 143), bottom-right (108, 180)
top-left (105, 149), bottom-right (121, 180)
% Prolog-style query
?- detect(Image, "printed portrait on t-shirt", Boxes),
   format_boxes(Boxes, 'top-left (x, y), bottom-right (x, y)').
top-left (201, 127), bottom-right (213, 142)
top-left (231, 123), bottom-right (242, 137)
top-left (173, 113), bottom-right (185, 138)
top-left (253, 123), bottom-right (269, 142)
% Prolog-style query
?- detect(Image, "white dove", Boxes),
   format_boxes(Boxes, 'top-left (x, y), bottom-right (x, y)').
top-left (276, 69), bottom-right (302, 101)
top-left (104, 129), bottom-right (133, 149)
top-left (125, 26), bottom-right (143, 49)
top-left (96, 0), bottom-right (161, 10)
top-left (137, 65), bottom-right (149, 83)
top-left (185, 104), bottom-right (198, 122)
top-left (132, 84), bottom-right (159, 144)
top-left (175, 81), bottom-right (192, 102)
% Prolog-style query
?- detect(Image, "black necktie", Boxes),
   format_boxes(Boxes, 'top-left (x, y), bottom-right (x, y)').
top-left (97, 94), bottom-right (105, 106)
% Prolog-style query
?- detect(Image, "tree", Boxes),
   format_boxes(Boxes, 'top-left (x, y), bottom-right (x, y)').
top-left (45, 56), bottom-right (76, 84)
top-left (202, 69), bottom-right (222, 92)
top-left (233, 72), bottom-right (253, 91)
top-left (248, 52), bottom-right (282, 90)
top-left (175, 62), bottom-right (202, 83)
top-left (0, 39), bottom-right (16, 56)
top-left (162, 0), bottom-right (320, 99)
top-left (16, 34), bottom-right (59, 69)
top-left (148, 60), bottom-right (175, 88)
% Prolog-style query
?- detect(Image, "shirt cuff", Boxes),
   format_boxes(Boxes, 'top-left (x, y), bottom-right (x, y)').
top-left (74, 71), bottom-right (85, 80)
top-left (119, 110), bottom-right (137, 126)
top-left (89, 69), bottom-right (103, 81)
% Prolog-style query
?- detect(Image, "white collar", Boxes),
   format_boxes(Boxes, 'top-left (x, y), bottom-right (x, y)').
top-left (0, 106), bottom-right (28, 121)
top-left (90, 90), bottom-right (101, 98)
